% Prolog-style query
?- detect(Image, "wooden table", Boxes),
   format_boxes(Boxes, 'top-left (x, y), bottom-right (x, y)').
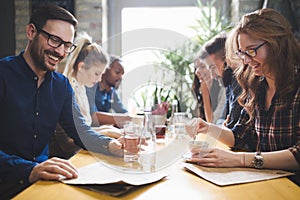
top-left (13, 137), bottom-right (300, 200)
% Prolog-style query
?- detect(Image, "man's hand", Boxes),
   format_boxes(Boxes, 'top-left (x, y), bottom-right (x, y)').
top-left (108, 136), bottom-right (147, 157)
top-left (29, 157), bottom-right (78, 183)
top-left (108, 138), bottom-right (124, 157)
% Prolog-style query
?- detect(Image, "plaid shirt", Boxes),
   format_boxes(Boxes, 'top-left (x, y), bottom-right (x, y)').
top-left (232, 78), bottom-right (300, 164)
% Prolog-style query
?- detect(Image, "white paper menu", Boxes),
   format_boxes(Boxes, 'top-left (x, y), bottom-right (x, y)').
top-left (62, 162), bottom-right (168, 186)
top-left (183, 163), bottom-right (294, 186)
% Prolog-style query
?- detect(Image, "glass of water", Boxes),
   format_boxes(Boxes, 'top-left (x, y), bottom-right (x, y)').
top-left (123, 123), bottom-right (141, 162)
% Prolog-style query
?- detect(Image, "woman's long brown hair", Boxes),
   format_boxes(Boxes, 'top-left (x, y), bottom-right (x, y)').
top-left (226, 8), bottom-right (300, 121)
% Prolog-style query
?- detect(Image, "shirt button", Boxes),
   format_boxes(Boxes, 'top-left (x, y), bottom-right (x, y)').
top-left (33, 157), bottom-right (36, 161)
top-left (36, 112), bottom-right (39, 116)
top-left (33, 134), bottom-right (37, 139)
top-left (19, 180), bottom-right (24, 184)
top-left (34, 76), bottom-right (38, 80)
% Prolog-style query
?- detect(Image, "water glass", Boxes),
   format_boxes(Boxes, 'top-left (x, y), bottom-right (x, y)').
top-left (123, 123), bottom-right (141, 162)
top-left (173, 112), bottom-right (186, 136)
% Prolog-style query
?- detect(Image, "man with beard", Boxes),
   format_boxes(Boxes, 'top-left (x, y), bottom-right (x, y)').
top-left (0, 4), bottom-right (123, 199)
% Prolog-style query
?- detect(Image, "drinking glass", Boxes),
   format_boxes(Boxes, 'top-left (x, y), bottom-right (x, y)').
top-left (123, 123), bottom-right (141, 162)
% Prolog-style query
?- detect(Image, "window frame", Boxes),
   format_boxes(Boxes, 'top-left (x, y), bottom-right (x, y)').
top-left (104, 0), bottom-right (231, 55)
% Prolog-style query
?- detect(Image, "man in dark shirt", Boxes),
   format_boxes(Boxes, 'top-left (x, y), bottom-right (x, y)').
top-left (0, 4), bottom-right (123, 199)
top-left (202, 33), bottom-right (243, 128)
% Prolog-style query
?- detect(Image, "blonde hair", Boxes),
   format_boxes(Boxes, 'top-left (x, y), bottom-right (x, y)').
top-left (63, 32), bottom-right (109, 79)
top-left (226, 8), bottom-right (300, 121)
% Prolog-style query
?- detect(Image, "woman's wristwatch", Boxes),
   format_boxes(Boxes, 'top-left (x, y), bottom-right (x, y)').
top-left (252, 152), bottom-right (264, 168)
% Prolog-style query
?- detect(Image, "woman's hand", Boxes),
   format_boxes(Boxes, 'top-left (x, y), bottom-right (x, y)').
top-left (185, 118), bottom-right (210, 138)
top-left (29, 157), bottom-right (78, 183)
top-left (186, 148), bottom-right (243, 167)
top-left (222, 115), bottom-right (230, 127)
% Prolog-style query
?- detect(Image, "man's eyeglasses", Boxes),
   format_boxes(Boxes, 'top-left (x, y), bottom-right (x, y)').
top-left (40, 30), bottom-right (76, 53)
top-left (236, 42), bottom-right (267, 60)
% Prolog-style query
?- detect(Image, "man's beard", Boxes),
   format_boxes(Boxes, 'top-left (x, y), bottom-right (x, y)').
top-left (106, 78), bottom-right (117, 88)
top-left (30, 36), bottom-right (62, 72)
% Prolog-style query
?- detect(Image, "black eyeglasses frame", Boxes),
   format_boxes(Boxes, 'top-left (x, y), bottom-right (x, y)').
top-left (236, 42), bottom-right (267, 60)
top-left (40, 29), bottom-right (77, 53)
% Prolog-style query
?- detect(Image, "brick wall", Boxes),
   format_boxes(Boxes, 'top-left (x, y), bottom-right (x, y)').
top-left (15, 0), bottom-right (30, 54)
top-left (75, 0), bottom-right (103, 44)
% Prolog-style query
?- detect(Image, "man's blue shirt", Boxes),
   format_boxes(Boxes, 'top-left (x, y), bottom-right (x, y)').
top-left (86, 83), bottom-right (127, 114)
top-left (0, 53), bottom-right (112, 188)
top-left (221, 74), bottom-right (243, 128)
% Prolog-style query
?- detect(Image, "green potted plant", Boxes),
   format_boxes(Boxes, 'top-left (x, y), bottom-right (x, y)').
top-left (154, 0), bottom-right (232, 117)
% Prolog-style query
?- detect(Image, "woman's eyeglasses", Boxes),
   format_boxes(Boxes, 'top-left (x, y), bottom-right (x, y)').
top-left (236, 42), bottom-right (267, 60)
top-left (40, 29), bottom-right (77, 53)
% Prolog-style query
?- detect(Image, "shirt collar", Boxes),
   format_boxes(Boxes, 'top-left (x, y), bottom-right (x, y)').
top-left (98, 82), bottom-right (114, 93)
top-left (19, 51), bottom-right (54, 82)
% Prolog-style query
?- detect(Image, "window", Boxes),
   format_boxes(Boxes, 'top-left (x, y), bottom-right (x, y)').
top-left (104, 0), bottom-right (229, 113)
top-left (121, 6), bottom-right (201, 72)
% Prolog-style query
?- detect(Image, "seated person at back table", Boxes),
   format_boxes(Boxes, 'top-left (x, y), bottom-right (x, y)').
top-left (193, 51), bottom-right (226, 124)
top-left (49, 32), bottom-right (123, 159)
top-left (86, 56), bottom-right (132, 127)
top-left (0, 5), bottom-right (123, 199)
top-left (201, 33), bottom-right (243, 129)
